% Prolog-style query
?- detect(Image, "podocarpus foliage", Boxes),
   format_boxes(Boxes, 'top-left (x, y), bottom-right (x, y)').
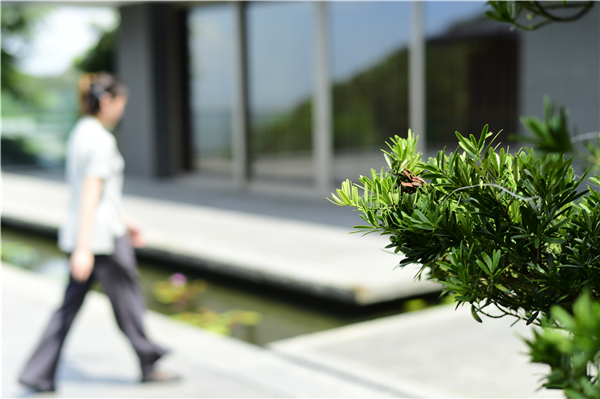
top-left (525, 290), bottom-right (600, 398)
top-left (330, 127), bottom-right (599, 396)
top-left (485, 1), bottom-right (594, 31)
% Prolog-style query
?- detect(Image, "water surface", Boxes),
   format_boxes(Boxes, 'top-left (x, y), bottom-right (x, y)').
top-left (2, 225), bottom-right (442, 346)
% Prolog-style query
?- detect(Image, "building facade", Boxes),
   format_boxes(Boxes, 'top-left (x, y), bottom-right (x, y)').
top-left (116, 1), bottom-right (600, 196)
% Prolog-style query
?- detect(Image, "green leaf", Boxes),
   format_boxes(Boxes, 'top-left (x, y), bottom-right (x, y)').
top-left (455, 131), bottom-right (478, 157)
top-left (526, 311), bottom-right (539, 325)
top-left (495, 284), bottom-right (510, 294)
top-left (512, 234), bottom-right (532, 239)
top-left (471, 305), bottom-right (483, 323)
top-left (483, 11), bottom-right (508, 23)
top-left (413, 209), bottom-right (431, 225)
top-left (543, 237), bottom-right (565, 244)
top-left (476, 259), bottom-right (490, 275)
top-left (478, 124), bottom-right (490, 150)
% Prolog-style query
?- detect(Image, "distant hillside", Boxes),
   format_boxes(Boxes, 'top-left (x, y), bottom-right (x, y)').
top-left (252, 18), bottom-right (518, 156)
top-left (251, 47), bottom-right (409, 156)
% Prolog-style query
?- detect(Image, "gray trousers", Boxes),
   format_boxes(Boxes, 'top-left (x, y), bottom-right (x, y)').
top-left (18, 236), bottom-right (168, 391)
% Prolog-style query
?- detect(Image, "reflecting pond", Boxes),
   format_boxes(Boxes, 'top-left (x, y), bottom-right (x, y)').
top-left (2, 225), bottom-right (445, 346)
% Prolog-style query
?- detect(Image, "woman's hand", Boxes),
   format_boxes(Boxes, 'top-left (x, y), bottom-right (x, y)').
top-left (126, 221), bottom-right (146, 248)
top-left (70, 247), bottom-right (95, 283)
top-left (121, 211), bottom-right (146, 248)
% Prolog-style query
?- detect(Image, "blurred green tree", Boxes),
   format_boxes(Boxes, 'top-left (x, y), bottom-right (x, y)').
top-left (1, 4), bottom-right (48, 100)
top-left (74, 27), bottom-right (117, 73)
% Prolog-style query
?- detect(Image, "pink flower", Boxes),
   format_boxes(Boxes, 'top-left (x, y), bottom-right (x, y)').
top-left (170, 273), bottom-right (187, 287)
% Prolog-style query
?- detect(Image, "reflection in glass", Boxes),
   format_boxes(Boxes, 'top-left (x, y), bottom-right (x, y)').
top-left (188, 5), bottom-right (235, 176)
top-left (425, 1), bottom-right (518, 151)
top-left (329, 2), bottom-right (411, 183)
top-left (247, 2), bottom-right (314, 183)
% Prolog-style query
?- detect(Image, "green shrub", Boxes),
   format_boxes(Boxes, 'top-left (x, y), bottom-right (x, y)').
top-left (525, 291), bottom-right (599, 398)
top-left (330, 124), bottom-right (599, 396)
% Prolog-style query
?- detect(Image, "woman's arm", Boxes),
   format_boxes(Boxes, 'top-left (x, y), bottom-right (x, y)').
top-left (70, 176), bottom-right (103, 282)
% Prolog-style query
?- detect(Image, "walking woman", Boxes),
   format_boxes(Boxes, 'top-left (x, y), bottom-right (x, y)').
top-left (19, 72), bottom-right (177, 392)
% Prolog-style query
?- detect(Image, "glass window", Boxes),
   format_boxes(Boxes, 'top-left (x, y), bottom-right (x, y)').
top-left (329, 2), bottom-right (411, 183)
top-left (425, 1), bottom-right (518, 152)
top-left (247, 1), bottom-right (314, 184)
top-left (188, 5), bottom-right (236, 176)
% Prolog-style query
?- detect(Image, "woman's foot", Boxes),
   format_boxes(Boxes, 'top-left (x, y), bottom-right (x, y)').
top-left (19, 380), bottom-right (56, 393)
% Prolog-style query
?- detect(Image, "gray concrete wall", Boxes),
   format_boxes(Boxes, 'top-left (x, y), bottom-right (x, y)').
top-left (520, 5), bottom-right (600, 134)
top-left (117, 4), bottom-right (156, 177)
top-left (117, 3), bottom-right (191, 178)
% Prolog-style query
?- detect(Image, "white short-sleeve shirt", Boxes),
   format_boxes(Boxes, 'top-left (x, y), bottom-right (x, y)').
top-left (58, 116), bottom-right (127, 254)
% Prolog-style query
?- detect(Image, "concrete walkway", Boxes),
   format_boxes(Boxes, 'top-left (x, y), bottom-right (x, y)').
top-left (2, 264), bottom-right (401, 398)
top-left (2, 171), bottom-right (440, 305)
top-left (269, 305), bottom-right (563, 398)
top-left (3, 264), bottom-right (563, 398)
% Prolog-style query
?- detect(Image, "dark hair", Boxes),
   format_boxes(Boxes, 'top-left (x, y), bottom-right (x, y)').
top-left (78, 72), bottom-right (128, 116)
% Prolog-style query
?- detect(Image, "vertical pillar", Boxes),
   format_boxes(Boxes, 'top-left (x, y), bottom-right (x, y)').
top-left (410, 1), bottom-right (426, 154)
top-left (117, 3), bottom-right (191, 178)
top-left (313, 1), bottom-right (334, 194)
top-left (116, 4), bottom-right (154, 177)
top-left (175, 8), bottom-right (193, 172)
top-left (232, 1), bottom-right (250, 189)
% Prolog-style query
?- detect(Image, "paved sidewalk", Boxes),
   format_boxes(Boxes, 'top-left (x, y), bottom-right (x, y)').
top-left (2, 171), bottom-right (440, 305)
top-left (2, 264), bottom-right (403, 398)
top-left (269, 305), bottom-right (563, 398)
